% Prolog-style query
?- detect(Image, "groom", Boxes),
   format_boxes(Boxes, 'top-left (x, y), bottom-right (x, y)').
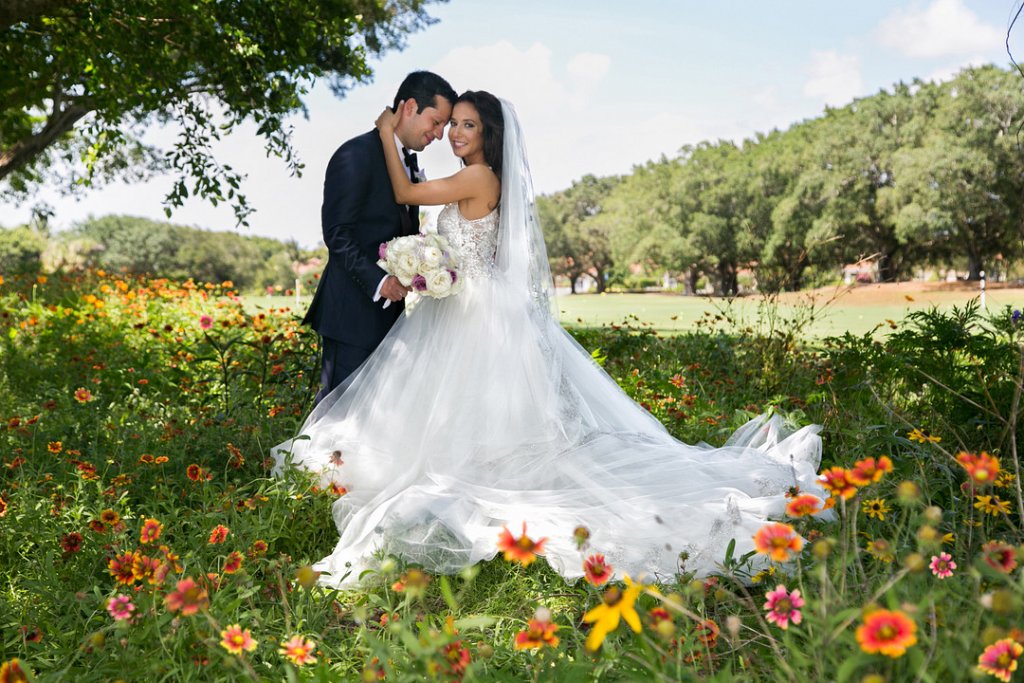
top-left (304, 70), bottom-right (457, 405)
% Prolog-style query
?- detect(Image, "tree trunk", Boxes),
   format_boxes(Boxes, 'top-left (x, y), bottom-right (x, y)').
top-left (966, 252), bottom-right (984, 281)
top-left (876, 251), bottom-right (899, 282)
top-left (685, 269), bottom-right (698, 296)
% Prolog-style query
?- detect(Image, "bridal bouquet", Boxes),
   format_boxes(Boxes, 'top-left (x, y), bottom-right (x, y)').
top-left (377, 233), bottom-right (463, 299)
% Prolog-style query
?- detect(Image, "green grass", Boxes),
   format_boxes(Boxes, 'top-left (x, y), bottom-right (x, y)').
top-left (246, 287), bottom-right (1023, 338)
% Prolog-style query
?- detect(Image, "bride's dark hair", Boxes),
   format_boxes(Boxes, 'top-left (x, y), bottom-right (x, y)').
top-left (456, 90), bottom-right (503, 181)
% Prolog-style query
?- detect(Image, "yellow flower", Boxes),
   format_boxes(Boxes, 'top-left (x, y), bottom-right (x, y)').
top-left (908, 428), bottom-right (941, 444)
top-left (861, 498), bottom-right (891, 521)
top-left (974, 495), bottom-right (1012, 516)
top-left (582, 575), bottom-right (643, 651)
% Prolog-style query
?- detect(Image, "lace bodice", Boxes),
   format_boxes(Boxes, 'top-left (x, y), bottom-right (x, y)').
top-left (436, 203), bottom-right (499, 280)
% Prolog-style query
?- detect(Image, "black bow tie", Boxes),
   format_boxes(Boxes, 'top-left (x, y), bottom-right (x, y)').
top-left (402, 147), bottom-right (420, 174)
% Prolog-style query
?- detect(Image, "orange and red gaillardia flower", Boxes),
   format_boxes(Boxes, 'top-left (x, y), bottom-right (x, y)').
top-left (980, 540), bottom-right (1018, 574)
top-left (849, 456), bottom-right (893, 486)
top-left (220, 624), bottom-right (257, 655)
top-left (208, 524), bottom-right (229, 544)
top-left (514, 618), bottom-right (560, 650)
top-left (957, 451), bottom-right (1000, 487)
top-left (855, 609), bottom-right (917, 658)
top-left (785, 494), bottom-right (823, 517)
top-left (752, 522), bottom-right (804, 563)
top-left (139, 518), bottom-right (163, 544)
top-left (223, 551), bottom-right (244, 575)
top-left (279, 635), bottom-right (317, 666)
top-left (977, 638), bottom-right (1023, 682)
top-left (497, 522), bottom-right (547, 567)
top-left (819, 467), bottom-right (859, 500)
top-left (164, 577), bottom-right (210, 616)
top-left (583, 554), bottom-right (613, 586)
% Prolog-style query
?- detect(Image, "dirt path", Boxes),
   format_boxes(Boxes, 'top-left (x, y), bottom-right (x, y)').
top-left (776, 281), bottom-right (1024, 308)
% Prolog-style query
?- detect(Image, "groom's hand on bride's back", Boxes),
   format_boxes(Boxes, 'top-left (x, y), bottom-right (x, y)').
top-left (380, 275), bottom-right (409, 302)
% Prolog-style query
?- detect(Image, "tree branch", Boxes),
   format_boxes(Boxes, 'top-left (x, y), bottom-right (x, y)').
top-left (0, 101), bottom-right (90, 181)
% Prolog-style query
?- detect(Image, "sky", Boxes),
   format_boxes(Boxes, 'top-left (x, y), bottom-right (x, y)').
top-left (1, 0), bottom-right (1021, 247)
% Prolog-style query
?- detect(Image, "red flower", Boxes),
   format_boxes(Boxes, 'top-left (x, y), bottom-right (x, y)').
top-left (47, 441), bottom-right (62, 454)
top-left (515, 618), bottom-right (560, 650)
top-left (752, 522), bottom-right (804, 562)
top-left (583, 553), bottom-right (613, 586)
top-left (186, 464), bottom-right (203, 481)
top-left (139, 518), bottom-right (163, 544)
top-left (223, 551), bottom-right (244, 574)
top-left (73, 387), bottom-right (93, 403)
top-left (785, 494), bottom-right (823, 517)
top-left (60, 532), bottom-right (83, 554)
top-left (496, 522), bottom-right (547, 567)
top-left (0, 658), bottom-right (30, 683)
top-left (208, 524), bottom-right (229, 544)
top-left (957, 451), bottom-right (1000, 487)
top-left (279, 635), bottom-right (317, 666)
top-left (442, 641), bottom-right (471, 676)
top-left (856, 609), bottom-right (917, 658)
top-left (977, 638), bottom-right (1023, 682)
top-left (980, 540), bottom-right (1018, 573)
top-left (108, 551), bottom-right (138, 585)
top-left (219, 624), bottom-right (257, 655)
top-left (199, 315), bottom-right (213, 330)
top-left (849, 456), bottom-right (893, 485)
top-left (164, 577), bottom-right (209, 616)
top-left (819, 467), bottom-right (858, 499)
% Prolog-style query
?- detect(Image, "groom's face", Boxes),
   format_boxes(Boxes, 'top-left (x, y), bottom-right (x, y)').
top-left (397, 96), bottom-right (453, 152)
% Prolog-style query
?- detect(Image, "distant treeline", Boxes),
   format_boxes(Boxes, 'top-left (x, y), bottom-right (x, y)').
top-left (4, 65), bottom-right (1024, 296)
top-left (538, 64), bottom-right (1024, 294)
top-left (0, 214), bottom-right (325, 292)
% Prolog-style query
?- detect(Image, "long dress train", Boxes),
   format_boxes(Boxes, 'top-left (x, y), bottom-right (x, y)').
top-left (272, 201), bottom-right (827, 588)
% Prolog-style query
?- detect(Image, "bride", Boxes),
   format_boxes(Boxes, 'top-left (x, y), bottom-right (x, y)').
top-left (273, 91), bottom-right (827, 587)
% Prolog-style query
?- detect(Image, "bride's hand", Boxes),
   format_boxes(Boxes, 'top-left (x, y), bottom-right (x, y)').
top-left (375, 103), bottom-right (402, 133)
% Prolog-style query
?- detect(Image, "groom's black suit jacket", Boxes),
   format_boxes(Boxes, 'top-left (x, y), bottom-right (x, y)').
top-left (303, 130), bottom-right (419, 348)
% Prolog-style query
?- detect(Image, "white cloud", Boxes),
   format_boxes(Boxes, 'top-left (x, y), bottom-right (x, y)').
top-left (876, 0), bottom-right (1002, 58)
top-left (566, 52), bottom-right (612, 89)
top-left (802, 51), bottom-right (865, 107)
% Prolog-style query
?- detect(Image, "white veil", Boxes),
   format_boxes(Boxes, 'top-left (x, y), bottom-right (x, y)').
top-left (494, 99), bottom-right (559, 319)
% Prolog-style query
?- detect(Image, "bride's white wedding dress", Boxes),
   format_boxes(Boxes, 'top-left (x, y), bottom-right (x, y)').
top-left (273, 101), bottom-right (827, 588)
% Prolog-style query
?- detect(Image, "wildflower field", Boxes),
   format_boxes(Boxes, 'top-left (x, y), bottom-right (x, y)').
top-left (1, 271), bottom-right (1023, 682)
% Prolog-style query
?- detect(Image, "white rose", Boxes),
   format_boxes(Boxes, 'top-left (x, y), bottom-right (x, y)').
top-left (393, 265), bottom-right (416, 287)
top-left (396, 251), bottom-right (419, 276)
top-left (424, 268), bottom-right (455, 297)
top-left (421, 245), bottom-right (443, 268)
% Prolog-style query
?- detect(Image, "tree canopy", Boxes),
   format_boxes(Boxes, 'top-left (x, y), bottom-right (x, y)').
top-left (1, 0), bottom-right (440, 224)
top-left (541, 65), bottom-right (1024, 293)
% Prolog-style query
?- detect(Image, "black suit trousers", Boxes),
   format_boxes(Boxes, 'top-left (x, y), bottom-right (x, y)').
top-left (314, 336), bottom-right (373, 406)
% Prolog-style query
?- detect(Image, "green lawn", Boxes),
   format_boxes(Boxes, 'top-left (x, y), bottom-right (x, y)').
top-left (246, 285), bottom-right (1023, 338)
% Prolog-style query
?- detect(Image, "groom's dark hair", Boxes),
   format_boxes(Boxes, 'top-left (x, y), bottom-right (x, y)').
top-left (393, 71), bottom-right (457, 114)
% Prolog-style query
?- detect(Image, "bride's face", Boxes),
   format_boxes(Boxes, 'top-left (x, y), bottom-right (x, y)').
top-left (448, 102), bottom-right (485, 165)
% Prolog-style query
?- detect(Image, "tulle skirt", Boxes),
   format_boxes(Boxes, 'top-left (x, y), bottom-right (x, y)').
top-left (272, 274), bottom-right (827, 587)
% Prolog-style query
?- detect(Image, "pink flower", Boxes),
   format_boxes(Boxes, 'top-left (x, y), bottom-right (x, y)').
top-left (378, 242), bottom-right (388, 260)
top-left (199, 315), bottom-right (213, 330)
top-left (107, 594), bottom-right (135, 621)
top-left (410, 274), bottom-right (427, 292)
top-left (929, 552), bottom-right (956, 579)
top-left (763, 584), bottom-right (804, 629)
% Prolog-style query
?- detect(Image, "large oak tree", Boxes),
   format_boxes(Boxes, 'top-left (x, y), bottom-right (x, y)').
top-left (1, 0), bottom-right (440, 223)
